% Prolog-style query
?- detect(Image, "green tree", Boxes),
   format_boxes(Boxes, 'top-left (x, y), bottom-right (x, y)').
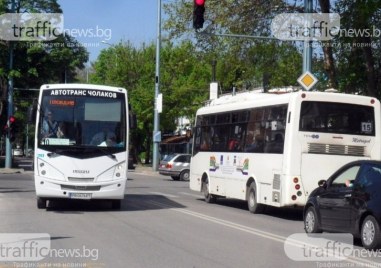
top-left (0, 0), bottom-right (89, 149)
top-left (90, 41), bottom-right (212, 163)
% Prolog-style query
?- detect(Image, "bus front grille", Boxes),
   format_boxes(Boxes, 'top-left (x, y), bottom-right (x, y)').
top-left (61, 185), bottom-right (101, 191)
top-left (68, 177), bottom-right (95, 182)
top-left (308, 143), bottom-right (365, 156)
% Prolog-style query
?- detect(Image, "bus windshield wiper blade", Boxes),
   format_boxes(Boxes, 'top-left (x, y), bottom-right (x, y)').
top-left (47, 150), bottom-right (62, 158)
top-left (94, 146), bottom-right (116, 160)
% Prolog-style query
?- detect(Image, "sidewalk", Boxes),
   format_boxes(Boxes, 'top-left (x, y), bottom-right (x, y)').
top-left (131, 164), bottom-right (159, 175)
top-left (0, 168), bottom-right (25, 174)
top-left (0, 157), bottom-right (25, 174)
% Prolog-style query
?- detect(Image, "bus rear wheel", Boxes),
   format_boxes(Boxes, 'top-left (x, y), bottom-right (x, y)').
top-left (37, 197), bottom-right (47, 209)
top-left (202, 179), bottom-right (216, 203)
top-left (247, 182), bottom-right (264, 214)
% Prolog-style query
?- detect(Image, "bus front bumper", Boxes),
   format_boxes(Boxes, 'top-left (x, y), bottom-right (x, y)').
top-left (34, 176), bottom-right (126, 200)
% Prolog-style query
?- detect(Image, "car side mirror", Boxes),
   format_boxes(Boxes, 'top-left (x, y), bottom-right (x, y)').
top-left (318, 180), bottom-right (327, 188)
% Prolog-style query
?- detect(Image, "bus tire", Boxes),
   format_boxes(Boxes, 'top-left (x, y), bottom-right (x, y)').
top-left (202, 179), bottom-right (216, 203)
top-left (180, 170), bottom-right (190, 181)
top-left (37, 197), bottom-right (47, 209)
top-left (247, 182), bottom-right (264, 214)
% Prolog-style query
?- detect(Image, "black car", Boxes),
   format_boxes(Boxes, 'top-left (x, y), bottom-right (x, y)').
top-left (304, 160), bottom-right (381, 249)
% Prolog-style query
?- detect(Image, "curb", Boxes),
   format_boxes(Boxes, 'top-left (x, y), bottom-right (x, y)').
top-left (0, 168), bottom-right (25, 174)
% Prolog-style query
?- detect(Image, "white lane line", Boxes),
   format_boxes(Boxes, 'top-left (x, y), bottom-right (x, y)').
top-left (147, 200), bottom-right (380, 267)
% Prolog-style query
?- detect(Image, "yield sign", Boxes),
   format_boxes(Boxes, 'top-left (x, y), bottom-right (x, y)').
top-left (297, 71), bottom-right (318, 91)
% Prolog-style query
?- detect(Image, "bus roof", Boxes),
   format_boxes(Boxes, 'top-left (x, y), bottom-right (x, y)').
top-left (197, 90), bottom-right (378, 115)
top-left (40, 83), bottom-right (126, 93)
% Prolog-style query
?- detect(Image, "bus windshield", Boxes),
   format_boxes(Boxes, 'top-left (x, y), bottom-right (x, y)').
top-left (299, 101), bottom-right (375, 136)
top-left (37, 89), bottom-right (126, 157)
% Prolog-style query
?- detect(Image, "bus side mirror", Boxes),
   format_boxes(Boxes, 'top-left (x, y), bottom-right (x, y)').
top-left (129, 113), bottom-right (137, 129)
top-left (27, 105), bottom-right (37, 124)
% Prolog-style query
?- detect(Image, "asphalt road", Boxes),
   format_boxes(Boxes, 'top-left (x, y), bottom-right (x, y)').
top-left (0, 169), bottom-right (379, 268)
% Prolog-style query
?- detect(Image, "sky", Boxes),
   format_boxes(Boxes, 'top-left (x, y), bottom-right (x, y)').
top-left (58, 0), bottom-right (159, 63)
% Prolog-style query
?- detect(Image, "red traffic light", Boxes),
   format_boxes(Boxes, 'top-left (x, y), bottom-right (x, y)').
top-left (193, 0), bottom-right (205, 30)
top-left (9, 116), bottom-right (16, 123)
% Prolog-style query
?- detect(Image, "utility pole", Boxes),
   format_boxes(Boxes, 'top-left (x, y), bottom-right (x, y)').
top-left (153, 0), bottom-right (162, 171)
top-left (5, 0), bottom-right (16, 168)
top-left (303, 0), bottom-right (313, 73)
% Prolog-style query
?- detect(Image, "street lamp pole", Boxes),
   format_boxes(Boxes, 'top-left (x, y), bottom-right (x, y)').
top-left (101, 40), bottom-right (118, 67)
top-left (152, 0), bottom-right (161, 171)
top-left (5, 0), bottom-right (15, 168)
top-left (303, 0), bottom-right (313, 73)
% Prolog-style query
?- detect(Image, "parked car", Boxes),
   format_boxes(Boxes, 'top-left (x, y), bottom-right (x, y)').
top-left (12, 148), bottom-right (23, 156)
top-left (158, 154), bottom-right (191, 181)
top-left (304, 160), bottom-right (381, 249)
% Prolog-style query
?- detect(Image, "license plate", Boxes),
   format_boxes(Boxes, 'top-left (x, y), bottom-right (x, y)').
top-left (69, 193), bottom-right (92, 199)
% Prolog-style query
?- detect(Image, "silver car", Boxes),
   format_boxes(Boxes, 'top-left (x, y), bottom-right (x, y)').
top-left (159, 154), bottom-right (191, 181)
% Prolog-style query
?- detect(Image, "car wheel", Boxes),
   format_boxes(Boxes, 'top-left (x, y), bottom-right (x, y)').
top-left (37, 197), bottom-right (47, 209)
top-left (304, 206), bottom-right (321, 233)
top-left (361, 215), bottom-right (381, 249)
top-left (180, 170), bottom-right (190, 181)
top-left (202, 179), bottom-right (216, 203)
top-left (247, 182), bottom-right (264, 214)
top-left (171, 176), bottom-right (180, 181)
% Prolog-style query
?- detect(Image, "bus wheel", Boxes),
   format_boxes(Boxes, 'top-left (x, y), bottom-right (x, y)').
top-left (202, 179), bottom-right (216, 203)
top-left (180, 170), bottom-right (190, 181)
top-left (247, 183), bottom-right (264, 214)
top-left (37, 197), bottom-right (47, 209)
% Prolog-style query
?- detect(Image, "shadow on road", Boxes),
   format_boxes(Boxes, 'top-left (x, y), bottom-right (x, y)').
top-left (196, 198), bottom-right (304, 221)
top-left (47, 194), bottom-right (186, 214)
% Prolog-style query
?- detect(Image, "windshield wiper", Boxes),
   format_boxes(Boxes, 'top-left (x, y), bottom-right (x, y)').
top-left (47, 149), bottom-right (63, 158)
top-left (93, 146), bottom-right (117, 160)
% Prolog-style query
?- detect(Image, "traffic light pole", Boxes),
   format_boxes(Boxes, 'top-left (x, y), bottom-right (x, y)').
top-left (5, 41), bottom-right (14, 168)
top-left (5, 0), bottom-right (15, 168)
top-left (152, 0), bottom-right (161, 171)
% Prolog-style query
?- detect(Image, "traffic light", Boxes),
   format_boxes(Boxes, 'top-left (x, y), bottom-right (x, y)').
top-left (4, 115), bottom-right (16, 142)
top-left (193, 0), bottom-right (205, 30)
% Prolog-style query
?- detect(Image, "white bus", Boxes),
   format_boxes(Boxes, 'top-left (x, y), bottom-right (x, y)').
top-left (190, 90), bottom-right (381, 213)
top-left (34, 84), bottom-right (133, 209)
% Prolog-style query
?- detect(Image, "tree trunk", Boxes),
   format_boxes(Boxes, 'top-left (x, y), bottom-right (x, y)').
top-left (144, 121), bottom-right (151, 165)
top-left (361, 36), bottom-right (377, 97)
top-left (318, 0), bottom-right (338, 89)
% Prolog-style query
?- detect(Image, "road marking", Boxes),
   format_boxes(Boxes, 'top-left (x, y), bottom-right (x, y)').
top-left (147, 200), bottom-right (380, 267)
top-left (149, 192), bottom-right (178, 198)
top-left (179, 192), bottom-right (203, 198)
